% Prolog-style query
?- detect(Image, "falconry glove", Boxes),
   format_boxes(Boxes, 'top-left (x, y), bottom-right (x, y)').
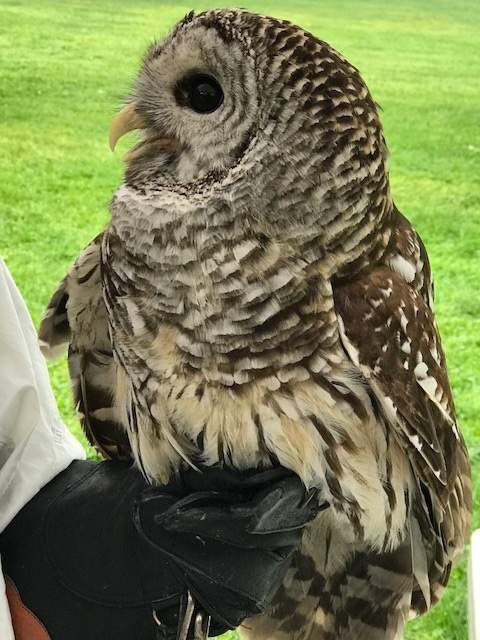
top-left (135, 465), bottom-right (322, 635)
top-left (0, 459), bottom-right (320, 640)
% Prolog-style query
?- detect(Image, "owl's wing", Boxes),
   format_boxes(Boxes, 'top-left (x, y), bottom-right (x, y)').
top-left (38, 276), bottom-right (71, 360)
top-left (39, 234), bottom-right (132, 461)
top-left (333, 216), bottom-right (471, 612)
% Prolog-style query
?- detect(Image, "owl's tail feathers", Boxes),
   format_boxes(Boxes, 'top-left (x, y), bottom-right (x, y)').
top-left (327, 537), bottom-right (414, 640)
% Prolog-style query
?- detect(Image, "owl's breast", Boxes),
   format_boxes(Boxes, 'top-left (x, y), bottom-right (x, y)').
top-left (108, 245), bottom-right (341, 386)
top-left (114, 315), bottom-right (409, 549)
top-left (103, 219), bottom-right (411, 548)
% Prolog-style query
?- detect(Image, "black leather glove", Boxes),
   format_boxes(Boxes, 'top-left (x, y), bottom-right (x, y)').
top-left (136, 466), bottom-right (321, 630)
top-left (0, 460), bottom-right (322, 640)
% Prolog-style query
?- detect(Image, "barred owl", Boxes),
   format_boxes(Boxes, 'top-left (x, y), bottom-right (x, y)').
top-left (39, 9), bottom-right (471, 639)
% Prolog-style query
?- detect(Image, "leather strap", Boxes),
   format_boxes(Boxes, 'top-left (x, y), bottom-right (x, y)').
top-left (5, 575), bottom-right (51, 640)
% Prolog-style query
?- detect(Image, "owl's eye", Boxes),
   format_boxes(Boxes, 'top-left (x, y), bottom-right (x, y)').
top-left (186, 75), bottom-right (224, 113)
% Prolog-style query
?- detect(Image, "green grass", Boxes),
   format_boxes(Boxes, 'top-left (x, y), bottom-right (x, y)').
top-left (1, 0), bottom-right (479, 637)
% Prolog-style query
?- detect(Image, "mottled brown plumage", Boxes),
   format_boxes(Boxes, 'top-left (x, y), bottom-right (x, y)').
top-left (39, 9), bottom-right (471, 639)
top-left (39, 234), bottom-right (131, 460)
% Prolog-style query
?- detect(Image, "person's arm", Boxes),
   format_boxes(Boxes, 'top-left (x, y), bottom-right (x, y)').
top-left (0, 258), bottom-right (85, 640)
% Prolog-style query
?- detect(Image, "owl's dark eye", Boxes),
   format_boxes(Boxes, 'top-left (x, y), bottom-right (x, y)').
top-left (186, 75), bottom-right (224, 113)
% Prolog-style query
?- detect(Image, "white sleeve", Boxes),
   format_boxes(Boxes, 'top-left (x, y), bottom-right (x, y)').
top-left (0, 257), bottom-right (85, 638)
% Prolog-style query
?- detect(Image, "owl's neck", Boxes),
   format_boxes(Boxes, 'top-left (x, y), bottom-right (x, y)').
top-left (108, 189), bottom-right (350, 386)
top-left (107, 175), bottom-right (394, 385)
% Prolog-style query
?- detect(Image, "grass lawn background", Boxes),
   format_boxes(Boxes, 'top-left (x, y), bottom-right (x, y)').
top-left (1, 1), bottom-right (478, 638)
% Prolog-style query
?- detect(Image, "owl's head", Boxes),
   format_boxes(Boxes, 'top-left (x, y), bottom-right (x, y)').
top-left (110, 9), bottom-right (393, 272)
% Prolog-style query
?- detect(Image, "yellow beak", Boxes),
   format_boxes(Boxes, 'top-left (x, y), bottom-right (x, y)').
top-left (109, 102), bottom-right (144, 151)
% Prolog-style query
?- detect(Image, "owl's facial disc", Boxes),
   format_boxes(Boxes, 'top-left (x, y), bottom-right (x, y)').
top-left (110, 20), bottom-right (260, 184)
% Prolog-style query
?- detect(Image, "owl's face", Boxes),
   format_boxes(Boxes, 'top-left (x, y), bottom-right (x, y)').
top-left (111, 9), bottom-right (393, 275)
top-left (114, 11), bottom-right (260, 184)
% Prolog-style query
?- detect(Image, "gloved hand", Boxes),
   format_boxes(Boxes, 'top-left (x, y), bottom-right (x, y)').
top-left (136, 466), bottom-right (322, 630)
top-left (0, 460), bottom-right (324, 640)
